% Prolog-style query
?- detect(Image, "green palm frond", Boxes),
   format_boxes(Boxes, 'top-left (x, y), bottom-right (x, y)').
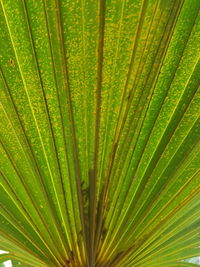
top-left (0, 0), bottom-right (199, 266)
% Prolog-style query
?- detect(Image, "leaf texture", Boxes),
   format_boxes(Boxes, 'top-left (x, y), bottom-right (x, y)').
top-left (0, 0), bottom-right (199, 266)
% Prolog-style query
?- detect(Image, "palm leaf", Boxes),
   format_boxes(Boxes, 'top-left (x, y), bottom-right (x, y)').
top-left (0, 0), bottom-right (199, 266)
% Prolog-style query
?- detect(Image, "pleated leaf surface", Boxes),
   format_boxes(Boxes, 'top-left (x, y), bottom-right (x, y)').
top-left (0, 0), bottom-right (199, 266)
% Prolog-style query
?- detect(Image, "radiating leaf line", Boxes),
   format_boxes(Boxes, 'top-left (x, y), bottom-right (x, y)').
top-left (122, 98), bottom-right (200, 241)
top-left (132, 26), bottom-right (199, 187)
top-left (45, 1), bottom-right (86, 263)
top-left (100, 0), bottom-right (167, 225)
top-left (89, 0), bottom-right (106, 264)
top-left (130, 205), bottom-right (200, 263)
top-left (108, 0), bottom-right (180, 168)
top-left (117, 89), bottom-right (200, 250)
top-left (80, 0), bottom-right (90, 186)
top-left (21, 0), bottom-right (74, 256)
top-left (112, 207), bottom-right (199, 265)
top-left (107, 0), bottom-right (148, 146)
top-left (0, 250), bottom-right (45, 267)
top-left (0, 205), bottom-right (59, 266)
top-left (40, 0), bottom-right (79, 257)
top-left (0, 233), bottom-right (48, 267)
top-left (129, 171), bottom-right (200, 259)
top-left (0, 253), bottom-right (44, 267)
top-left (0, 166), bottom-right (64, 266)
top-left (128, 3), bottom-right (199, 186)
top-left (0, 203), bottom-right (51, 262)
top-left (0, 0), bottom-right (71, 258)
top-left (97, 1), bottom-right (176, 240)
top-left (103, 0), bottom-right (148, 188)
top-left (110, 0), bottom-right (162, 140)
top-left (140, 235), bottom-right (200, 265)
top-left (57, 1), bottom-right (89, 264)
top-left (134, 226), bottom-right (200, 266)
top-left (98, 0), bottom-right (126, 195)
top-left (98, 0), bottom-right (183, 257)
top-left (0, 106), bottom-right (65, 262)
top-left (105, 0), bottom-right (183, 194)
top-left (0, 67), bottom-right (72, 265)
top-left (102, 0), bottom-right (159, 180)
top-left (111, 163), bottom-right (200, 263)
top-left (94, 0), bottom-right (129, 252)
top-left (169, 262), bottom-right (200, 267)
top-left (102, 9), bottom-right (199, 253)
top-left (0, 66), bottom-right (74, 263)
top-left (110, 189), bottom-right (200, 266)
top-left (0, 111), bottom-right (56, 262)
top-left (47, 1), bottom-right (85, 263)
top-left (127, 188), bottom-right (200, 262)
top-left (0, 0), bottom-right (199, 266)
top-left (100, 0), bottom-right (162, 218)
top-left (124, 146), bottom-right (200, 252)
top-left (125, 0), bottom-right (197, 182)
top-left (141, 247), bottom-right (200, 267)
top-left (115, 82), bottom-right (200, 244)
top-left (95, 0), bottom-right (149, 254)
